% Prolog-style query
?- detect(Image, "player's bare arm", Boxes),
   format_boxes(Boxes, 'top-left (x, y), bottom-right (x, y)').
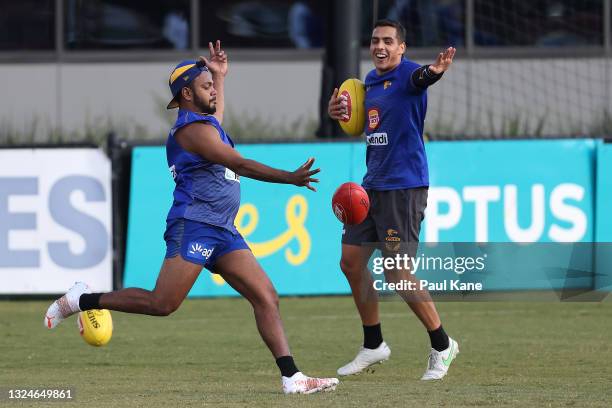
top-left (200, 40), bottom-right (228, 124)
top-left (176, 122), bottom-right (320, 191)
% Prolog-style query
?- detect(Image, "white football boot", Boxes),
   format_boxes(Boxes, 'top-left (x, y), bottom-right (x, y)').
top-left (337, 341), bottom-right (391, 376)
top-left (282, 372), bottom-right (339, 394)
top-left (44, 282), bottom-right (91, 329)
top-left (421, 337), bottom-right (459, 380)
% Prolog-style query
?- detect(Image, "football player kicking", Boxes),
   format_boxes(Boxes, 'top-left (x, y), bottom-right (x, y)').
top-left (45, 41), bottom-right (338, 395)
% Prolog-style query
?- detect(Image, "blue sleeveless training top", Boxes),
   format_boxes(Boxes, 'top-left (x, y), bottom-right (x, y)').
top-left (166, 109), bottom-right (241, 232)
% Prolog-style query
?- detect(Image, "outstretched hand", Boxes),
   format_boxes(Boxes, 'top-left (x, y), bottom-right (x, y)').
top-left (291, 158), bottom-right (320, 192)
top-left (200, 40), bottom-right (228, 77)
top-left (429, 47), bottom-right (456, 75)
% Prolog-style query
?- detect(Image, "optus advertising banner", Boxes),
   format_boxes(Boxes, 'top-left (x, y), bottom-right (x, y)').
top-left (123, 140), bottom-right (600, 297)
top-left (424, 140), bottom-right (595, 243)
top-left (0, 149), bottom-right (112, 294)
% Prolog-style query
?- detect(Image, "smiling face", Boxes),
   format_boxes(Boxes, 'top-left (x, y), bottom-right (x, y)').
top-left (370, 25), bottom-right (406, 75)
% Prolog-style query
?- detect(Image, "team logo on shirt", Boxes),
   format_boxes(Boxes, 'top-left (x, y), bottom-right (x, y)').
top-left (384, 80), bottom-right (392, 90)
top-left (367, 108), bottom-right (380, 131)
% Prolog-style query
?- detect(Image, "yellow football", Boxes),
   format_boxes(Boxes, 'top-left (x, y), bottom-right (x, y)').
top-left (77, 309), bottom-right (113, 347)
top-left (337, 78), bottom-right (366, 136)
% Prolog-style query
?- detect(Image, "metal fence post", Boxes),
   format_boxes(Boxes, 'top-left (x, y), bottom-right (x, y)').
top-left (107, 132), bottom-right (129, 290)
top-left (317, 0), bottom-right (362, 138)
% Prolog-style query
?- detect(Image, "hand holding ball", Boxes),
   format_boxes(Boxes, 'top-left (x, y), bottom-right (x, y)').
top-left (337, 78), bottom-right (366, 137)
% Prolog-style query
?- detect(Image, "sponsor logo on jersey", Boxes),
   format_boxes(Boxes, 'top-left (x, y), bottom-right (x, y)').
top-left (384, 80), bottom-right (392, 90)
top-left (367, 108), bottom-right (380, 131)
top-left (225, 168), bottom-right (240, 182)
top-left (187, 241), bottom-right (215, 260)
top-left (366, 132), bottom-right (388, 146)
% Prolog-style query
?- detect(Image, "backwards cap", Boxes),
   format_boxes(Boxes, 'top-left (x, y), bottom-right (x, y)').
top-left (166, 59), bottom-right (209, 109)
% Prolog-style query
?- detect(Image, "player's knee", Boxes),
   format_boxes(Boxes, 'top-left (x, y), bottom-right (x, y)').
top-left (263, 288), bottom-right (280, 310)
top-left (255, 287), bottom-right (279, 311)
top-left (340, 257), bottom-right (361, 277)
top-left (383, 270), bottom-right (399, 284)
top-left (150, 297), bottom-right (180, 316)
top-left (270, 290), bottom-right (280, 309)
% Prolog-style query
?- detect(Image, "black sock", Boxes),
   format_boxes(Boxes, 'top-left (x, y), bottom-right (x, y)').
top-left (363, 323), bottom-right (383, 349)
top-left (79, 293), bottom-right (103, 311)
top-left (276, 355), bottom-right (299, 378)
top-left (428, 325), bottom-right (449, 352)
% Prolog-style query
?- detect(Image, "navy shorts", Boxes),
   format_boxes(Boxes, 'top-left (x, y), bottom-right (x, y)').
top-left (342, 188), bottom-right (428, 257)
top-left (164, 218), bottom-right (250, 271)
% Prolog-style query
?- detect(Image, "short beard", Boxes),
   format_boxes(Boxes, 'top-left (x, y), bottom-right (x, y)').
top-left (193, 93), bottom-right (216, 115)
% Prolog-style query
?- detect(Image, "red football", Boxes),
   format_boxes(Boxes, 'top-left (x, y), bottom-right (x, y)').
top-left (331, 182), bottom-right (370, 225)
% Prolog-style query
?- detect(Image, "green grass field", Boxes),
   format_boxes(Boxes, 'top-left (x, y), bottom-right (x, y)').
top-left (1, 297), bottom-right (611, 407)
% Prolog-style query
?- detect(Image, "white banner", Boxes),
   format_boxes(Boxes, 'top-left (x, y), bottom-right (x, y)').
top-left (0, 148), bottom-right (112, 294)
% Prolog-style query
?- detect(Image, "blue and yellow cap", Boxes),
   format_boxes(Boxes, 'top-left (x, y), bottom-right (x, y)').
top-left (167, 59), bottom-right (209, 109)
